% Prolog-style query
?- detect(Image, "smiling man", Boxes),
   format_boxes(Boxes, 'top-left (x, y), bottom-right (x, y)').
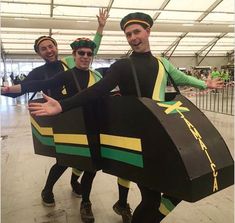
top-left (26, 12), bottom-right (224, 223)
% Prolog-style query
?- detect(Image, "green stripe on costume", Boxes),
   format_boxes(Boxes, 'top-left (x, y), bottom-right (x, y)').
top-left (30, 116), bottom-right (53, 136)
top-left (101, 147), bottom-right (143, 168)
top-left (31, 125), bottom-right (55, 146)
top-left (90, 69), bottom-right (103, 82)
top-left (56, 144), bottom-right (91, 157)
top-left (159, 196), bottom-right (176, 216)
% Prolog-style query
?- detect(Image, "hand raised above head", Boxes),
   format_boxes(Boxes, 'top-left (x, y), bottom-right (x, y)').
top-left (97, 8), bottom-right (109, 27)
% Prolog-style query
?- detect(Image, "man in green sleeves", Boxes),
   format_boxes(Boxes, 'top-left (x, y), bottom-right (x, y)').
top-left (25, 12), bottom-right (224, 223)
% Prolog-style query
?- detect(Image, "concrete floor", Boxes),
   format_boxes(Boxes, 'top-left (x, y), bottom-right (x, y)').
top-left (1, 95), bottom-right (234, 223)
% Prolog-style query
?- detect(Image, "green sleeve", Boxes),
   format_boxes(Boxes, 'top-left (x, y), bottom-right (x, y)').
top-left (92, 32), bottom-right (102, 56)
top-left (61, 56), bottom-right (75, 69)
top-left (161, 57), bottom-right (207, 90)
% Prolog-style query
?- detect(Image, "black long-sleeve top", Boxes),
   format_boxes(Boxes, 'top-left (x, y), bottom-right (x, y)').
top-left (3, 60), bottom-right (66, 100)
top-left (60, 51), bottom-right (206, 112)
top-left (60, 51), bottom-right (159, 111)
top-left (21, 67), bottom-right (93, 99)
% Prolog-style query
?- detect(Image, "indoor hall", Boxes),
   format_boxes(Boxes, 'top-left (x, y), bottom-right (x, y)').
top-left (1, 0), bottom-right (234, 223)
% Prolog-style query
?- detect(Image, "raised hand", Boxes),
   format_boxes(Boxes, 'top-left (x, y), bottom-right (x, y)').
top-left (97, 8), bottom-right (109, 28)
top-left (28, 93), bottom-right (62, 116)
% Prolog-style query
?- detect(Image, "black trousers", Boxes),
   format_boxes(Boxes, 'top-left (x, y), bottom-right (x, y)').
top-left (131, 184), bottom-right (161, 223)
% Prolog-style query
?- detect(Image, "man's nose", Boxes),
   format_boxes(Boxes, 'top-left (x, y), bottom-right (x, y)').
top-left (130, 34), bottom-right (137, 41)
top-left (46, 47), bottom-right (53, 53)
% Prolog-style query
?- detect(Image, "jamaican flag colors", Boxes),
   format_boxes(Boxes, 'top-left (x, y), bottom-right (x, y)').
top-left (30, 99), bottom-right (56, 157)
top-left (53, 103), bottom-right (101, 172)
top-left (29, 93), bottom-right (234, 202)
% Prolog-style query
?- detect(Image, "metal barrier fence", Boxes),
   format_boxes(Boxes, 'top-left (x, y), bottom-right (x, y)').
top-left (182, 81), bottom-right (234, 116)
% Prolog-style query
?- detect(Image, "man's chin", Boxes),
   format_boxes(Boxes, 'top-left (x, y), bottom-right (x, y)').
top-left (133, 47), bottom-right (142, 53)
top-left (46, 58), bottom-right (57, 63)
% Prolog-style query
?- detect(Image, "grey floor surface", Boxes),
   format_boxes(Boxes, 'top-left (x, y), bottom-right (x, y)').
top-left (1, 95), bottom-right (234, 223)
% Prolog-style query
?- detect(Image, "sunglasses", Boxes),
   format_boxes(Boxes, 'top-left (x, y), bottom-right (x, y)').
top-left (76, 50), bottom-right (93, 57)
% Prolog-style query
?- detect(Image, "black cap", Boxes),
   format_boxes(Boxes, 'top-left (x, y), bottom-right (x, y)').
top-left (70, 37), bottom-right (96, 51)
top-left (120, 12), bottom-right (153, 31)
top-left (34, 36), bottom-right (57, 52)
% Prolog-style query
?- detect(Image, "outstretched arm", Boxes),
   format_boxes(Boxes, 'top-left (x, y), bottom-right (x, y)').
top-left (205, 77), bottom-right (224, 89)
top-left (1, 85), bottom-right (22, 94)
top-left (28, 93), bottom-right (62, 116)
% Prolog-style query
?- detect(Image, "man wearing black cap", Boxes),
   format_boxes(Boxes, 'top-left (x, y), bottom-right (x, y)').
top-left (6, 37), bottom-right (102, 223)
top-left (2, 36), bottom-right (132, 223)
top-left (27, 12), bottom-right (224, 223)
top-left (1, 8), bottom-right (108, 211)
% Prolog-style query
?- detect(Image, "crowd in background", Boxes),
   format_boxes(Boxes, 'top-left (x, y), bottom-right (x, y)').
top-left (181, 66), bottom-right (233, 82)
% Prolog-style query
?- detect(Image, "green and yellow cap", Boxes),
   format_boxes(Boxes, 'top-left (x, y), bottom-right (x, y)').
top-left (120, 12), bottom-right (153, 31)
top-left (70, 38), bottom-right (96, 51)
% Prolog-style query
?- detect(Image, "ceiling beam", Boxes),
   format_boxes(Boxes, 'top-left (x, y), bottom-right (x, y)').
top-left (2, 17), bottom-right (233, 33)
top-left (197, 0), bottom-right (223, 21)
top-left (196, 33), bottom-right (227, 55)
top-left (152, 0), bottom-right (171, 20)
top-left (2, 1), bottom-right (233, 14)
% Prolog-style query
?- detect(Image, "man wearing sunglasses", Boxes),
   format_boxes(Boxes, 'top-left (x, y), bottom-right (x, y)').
top-left (1, 8), bottom-right (108, 222)
top-left (1, 36), bottom-right (133, 223)
top-left (26, 12), bottom-right (224, 223)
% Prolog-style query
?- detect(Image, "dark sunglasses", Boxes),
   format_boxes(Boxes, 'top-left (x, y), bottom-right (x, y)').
top-left (77, 50), bottom-right (93, 57)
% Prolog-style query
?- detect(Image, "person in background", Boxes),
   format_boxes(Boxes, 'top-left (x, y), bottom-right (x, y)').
top-left (1, 8), bottom-right (108, 213)
top-left (210, 67), bottom-right (221, 79)
top-left (14, 73), bottom-right (27, 84)
top-left (14, 12), bottom-right (225, 223)
top-left (220, 69), bottom-right (229, 82)
top-left (10, 72), bottom-right (15, 84)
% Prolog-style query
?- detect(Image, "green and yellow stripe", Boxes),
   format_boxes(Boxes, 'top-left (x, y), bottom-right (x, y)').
top-left (100, 134), bottom-right (143, 168)
top-left (159, 196), bottom-right (176, 216)
top-left (30, 117), bottom-right (54, 146)
top-left (54, 133), bottom-right (90, 157)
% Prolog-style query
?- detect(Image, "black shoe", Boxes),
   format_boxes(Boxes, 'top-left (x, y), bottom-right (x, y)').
top-left (71, 181), bottom-right (82, 197)
top-left (41, 189), bottom-right (55, 207)
top-left (113, 201), bottom-right (132, 223)
top-left (80, 201), bottom-right (95, 223)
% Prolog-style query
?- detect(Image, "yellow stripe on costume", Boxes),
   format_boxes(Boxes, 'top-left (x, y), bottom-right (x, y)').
top-left (60, 58), bottom-right (69, 71)
top-left (152, 59), bottom-right (164, 101)
top-left (72, 168), bottom-right (83, 176)
top-left (118, 178), bottom-right (131, 188)
top-left (100, 134), bottom-right (142, 152)
top-left (159, 202), bottom-right (170, 216)
top-left (88, 70), bottom-right (95, 87)
top-left (30, 116), bottom-right (53, 136)
top-left (54, 134), bottom-right (88, 145)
